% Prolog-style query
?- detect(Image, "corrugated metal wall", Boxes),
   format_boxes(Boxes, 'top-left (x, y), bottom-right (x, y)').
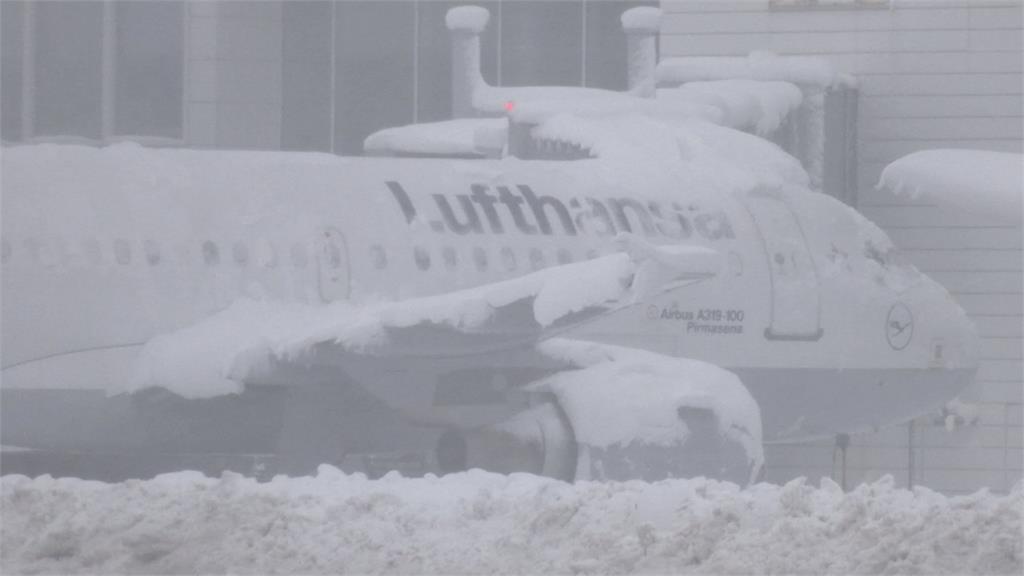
top-left (662, 0), bottom-right (1022, 494)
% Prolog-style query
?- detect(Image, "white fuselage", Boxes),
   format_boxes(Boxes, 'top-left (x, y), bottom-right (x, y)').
top-left (1, 144), bottom-right (979, 451)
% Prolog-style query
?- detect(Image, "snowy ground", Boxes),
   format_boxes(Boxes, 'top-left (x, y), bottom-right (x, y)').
top-left (2, 468), bottom-right (1020, 575)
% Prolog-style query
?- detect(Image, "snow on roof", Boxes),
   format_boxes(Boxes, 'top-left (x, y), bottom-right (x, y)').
top-left (658, 79), bottom-right (803, 135)
top-left (3, 470), bottom-right (1020, 574)
top-left (363, 118), bottom-right (506, 157)
top-left (482, 79), bottom-right (800, 135)
top-left (620, 6), bottom-right (661, 33)
top-left (445, 5), bottom-right (490, 33)
top-left (658, 51), bottom-right (855, 89)
top-left (878, 149), bottom-right (1023, 225)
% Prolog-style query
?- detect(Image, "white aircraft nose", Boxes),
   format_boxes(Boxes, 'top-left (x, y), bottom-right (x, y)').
top-left (915, 276), bottom-right (981, 374)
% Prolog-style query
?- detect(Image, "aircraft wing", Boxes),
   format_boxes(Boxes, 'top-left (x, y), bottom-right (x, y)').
top-left (129, 235), bottom-right (720, 399)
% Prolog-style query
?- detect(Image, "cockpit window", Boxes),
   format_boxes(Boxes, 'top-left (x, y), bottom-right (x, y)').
top-left (863, 240), bottom-right (886, 268)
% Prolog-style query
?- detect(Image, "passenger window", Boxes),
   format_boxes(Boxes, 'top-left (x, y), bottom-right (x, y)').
top-left (500, 247), bottom-right (517, 271)
top-left (289, 243), bottom-right (308, 269)
top-left (144, 240), bottom-right (161, 266)
top-left (114, 239), bottom-right (132, 265)
top-left (473, 246), bottom-right (488, 271)
top-left (83, 238), bottom-right (102, 266)
top-left (23, 238), bottom-right (40, 263)
top-left (557, 249), bottom-right (574, 265)
top-left (442, 246), bottom-right (457, 270)
top-left (256, 240), bottom-right (277, 268)
top-left (529, 248), bottom-right (545, 270)
top-left (202, 241), bottom-right (219, 266)
top-left (1, 238), bottom-right (10, 264)
top-left (232, 242), bottom-right (249, 267)
top-left (414, 247), bottom-right (431, 271)
top-left (370, 245), bottom-right (388, 269)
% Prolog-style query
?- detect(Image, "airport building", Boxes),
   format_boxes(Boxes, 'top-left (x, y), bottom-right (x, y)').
top-left (1, 0), bottom-right (1020, 494)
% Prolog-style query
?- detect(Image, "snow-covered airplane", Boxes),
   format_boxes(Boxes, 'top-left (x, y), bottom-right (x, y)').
top-left (0, 131), bottom-right (978, 485)
top-left (0, 6), bottom-right (979, 485)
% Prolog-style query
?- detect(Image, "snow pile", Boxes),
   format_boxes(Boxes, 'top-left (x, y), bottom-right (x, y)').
top-left (2, 470), bottom-right (1020, 575)
top-left (536, 339), bottom-right (763, 476)
top-left (363, 118), bottom-right (506, 157)
top-left (658, 51), bottom-right (855, 89)
top-left (130, 243), bottom-right (717, 399)
top-left (878, 149), bottom-right (1023, 225)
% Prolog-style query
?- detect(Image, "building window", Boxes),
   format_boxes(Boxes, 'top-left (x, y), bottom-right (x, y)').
top-left (2, 0), bottom-right (184, 143)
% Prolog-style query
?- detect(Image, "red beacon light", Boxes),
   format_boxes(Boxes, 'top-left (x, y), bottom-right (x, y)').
top-left (504, 101), bottom-right (515, 112)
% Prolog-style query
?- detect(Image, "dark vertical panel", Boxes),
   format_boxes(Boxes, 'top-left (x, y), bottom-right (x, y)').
top-left (114, 1), bottom-right (184, 138)
top-left (500, 0), bottom-right (582, 87)
top-left (34, 1), bottom-right (103, 139)
top-left (415, 0), bottom-right (499, 123)
top-left (1, 1), bottom-right (23, 141)
top-left (282, 1), bottom-right (332, 151)
top-left (584, 0), bottom-right (654, 90)
top-left (334, 1), bottom-right (415, 155)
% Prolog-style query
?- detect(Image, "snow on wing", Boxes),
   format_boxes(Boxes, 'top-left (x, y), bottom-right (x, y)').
top-left (128, 238), bottom-right (720, 399)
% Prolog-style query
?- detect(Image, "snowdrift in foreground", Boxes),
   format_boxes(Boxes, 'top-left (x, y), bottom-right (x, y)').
top-left (2, 470), bottom-right (1020, 575)
top-left (878, 149), bottom-right (1023, 225)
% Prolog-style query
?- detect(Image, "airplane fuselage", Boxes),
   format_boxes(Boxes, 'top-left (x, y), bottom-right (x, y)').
top-left (1, 144), bottom-right (978, 458)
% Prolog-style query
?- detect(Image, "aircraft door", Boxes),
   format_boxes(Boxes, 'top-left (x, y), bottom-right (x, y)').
top-left (317, 227), bottom-right (350, 302)
top-left (743, 191), bottom-right (823, 341)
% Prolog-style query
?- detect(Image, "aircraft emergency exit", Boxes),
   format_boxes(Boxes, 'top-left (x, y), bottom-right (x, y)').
top-left (1, 135), bottom-right (978, 484)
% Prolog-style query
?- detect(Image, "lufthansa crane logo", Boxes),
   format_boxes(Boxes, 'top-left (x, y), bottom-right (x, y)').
top-left (886, 303), bottom-right (914, 351)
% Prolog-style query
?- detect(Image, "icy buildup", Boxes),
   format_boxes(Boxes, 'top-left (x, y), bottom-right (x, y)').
top-left (878, 149), bottom-right (1023, 225)
top-left (658, 51), bottom-right (855, 89)
top-left (3, 470), bottom-right (1020, 575)
top-left (363, 118), bottom-right (506, 157)
top-left (620, 6), bottom-right (662, 32)
top-left (661, 80), bottom-right (803, 135)
top-left (535, 339), bottom-right (763, 473)
top-left (129, 244), bottom-right (717, 399)
top-left (445, 5), bottom-right (489, 32)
